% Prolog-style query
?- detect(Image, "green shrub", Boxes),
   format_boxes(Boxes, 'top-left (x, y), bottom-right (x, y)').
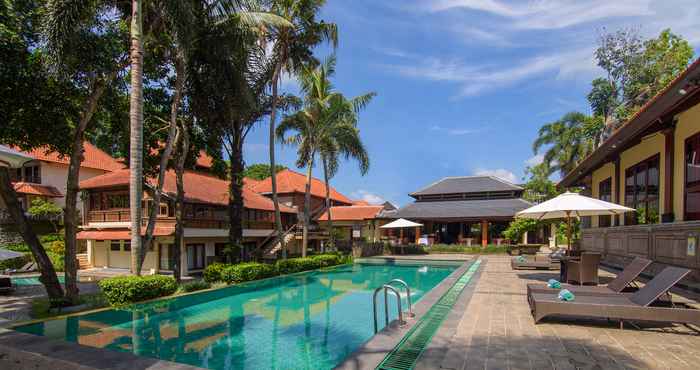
top-left (221, 263), bottom-right (276, 284)
top-left (388, 244), bottom-right (428, 255)
top-left (426, 244), bottom-right (512, 255)
top-left (177, 280), bottom-right (211, 293)
top-left (4, 243), bottom-right (30, 253)
top-left (47, 252), bottom-right (65, 271)
top-left (276, 257), bottom-right (319, 274)
top-left (39, 233), bottom-right (64, 244)
top-left (99, 275), bottom-right (177, 306)
top-left (310, 254), bottom-right (342, 267)
top-left (203, 262), bottom-right (227, 283)
top-left (0, 254), bottom-right (32, 271)
top-left (48, 240), bottom-right (65, 255)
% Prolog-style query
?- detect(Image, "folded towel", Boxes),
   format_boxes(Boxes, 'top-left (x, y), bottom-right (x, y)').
top-left (547, 279), bottom-right (561, 289)
top-left (515, 256), bottom-right (526, 262)
top-left (558, 289), bottom-right (575, 302)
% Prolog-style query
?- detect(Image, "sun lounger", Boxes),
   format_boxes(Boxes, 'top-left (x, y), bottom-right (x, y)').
top-left (529, 266), bottom-right (700, 328)
top-left (4, 261), bottom-right (36, 274)
top-left (511, 253), bottom-right (560, 270)
top-left (0, 275), bottom-right (13, 294)
top-left (526, 257), bottom-right (652, 296)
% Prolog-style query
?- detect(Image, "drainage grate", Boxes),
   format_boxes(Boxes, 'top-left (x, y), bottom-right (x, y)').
top-left (376, 259), bottom-right (481, 370)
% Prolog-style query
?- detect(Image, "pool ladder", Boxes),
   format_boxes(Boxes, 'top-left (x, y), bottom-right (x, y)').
top-left (372, 279), bottom-right (415, 333)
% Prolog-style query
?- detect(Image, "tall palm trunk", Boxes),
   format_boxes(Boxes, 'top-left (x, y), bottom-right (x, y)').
top-left (302, 156), bottom-right (314, 257)
top-left (173, 122), bottom-right (189, 283)
top-left (129, 0), bottom-right (145, 275)
top-left (0, 167), bottom-right (64, 303)
top-left (141, 52), bottom-right (184, 271)
top-left (63, 78), bottom-right (108, 304)
top-left (268, 56), bottom-right (286, 258)
top-left (322, 156), bottom-right (332, 252)
top-left (229, 133), bottom-right (245, 260)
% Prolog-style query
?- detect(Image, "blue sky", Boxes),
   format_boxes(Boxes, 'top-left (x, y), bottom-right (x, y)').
top-left (243, 0), bottom-right (700, 207)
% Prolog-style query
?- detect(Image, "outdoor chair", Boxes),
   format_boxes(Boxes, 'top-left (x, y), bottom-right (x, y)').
top-left (527, 257), bottom-right (652, 296)
top-left (528, 266), bottom-right (700, 329)
top-left (566, 252), bottom-right (601, 285)
top-left (0, 275), bottom-right (13, 294)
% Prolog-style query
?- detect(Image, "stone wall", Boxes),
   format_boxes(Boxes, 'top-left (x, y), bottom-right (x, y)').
top-left (582, 221), bottom-right (700, 284)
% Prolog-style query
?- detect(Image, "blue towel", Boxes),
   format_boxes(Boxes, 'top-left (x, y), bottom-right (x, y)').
top-left (558, 289), bottom-right (575, 301)
top-left (547, 279), bottom-right (561, 289)
top-left (516, 255), bottom-right (526, 262)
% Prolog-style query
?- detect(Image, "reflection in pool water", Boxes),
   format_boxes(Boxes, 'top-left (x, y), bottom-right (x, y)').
top-left (15, 261), bottom-right (459, 370)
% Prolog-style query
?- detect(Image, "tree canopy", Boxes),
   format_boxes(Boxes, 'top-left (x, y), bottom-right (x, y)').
top-left (243, 163), bottom-right (287, 180)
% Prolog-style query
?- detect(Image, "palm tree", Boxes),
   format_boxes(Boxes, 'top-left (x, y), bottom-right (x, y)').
top-left (266, 0), bottom-right (337, 257)
top-left (277, 56), bottom-right (374, 255)
top-left (318, 93), bottom-right (374, 248)
top-left (129, 0), bottom-right (145, 274)
top-left (533, 112), bottom-right (594, 178)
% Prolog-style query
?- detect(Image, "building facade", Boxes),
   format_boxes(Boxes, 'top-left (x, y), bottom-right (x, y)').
top-left (393, 176), bottom-right (535, 246)
top-left (560, 58), bottom-right (700, 282)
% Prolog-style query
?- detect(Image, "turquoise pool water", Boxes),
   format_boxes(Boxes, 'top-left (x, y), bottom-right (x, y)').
top-left (12, 275), bottom-right (65, 286)
top-left (14, 260), bottom-right (460, 370)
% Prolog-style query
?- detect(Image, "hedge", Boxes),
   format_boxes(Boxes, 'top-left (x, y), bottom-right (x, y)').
top-left (202, 253), bottom-right (349, 283)
top-left (99, 275), bottom-right (177, 306)
top-left (221, 263), bottom-right (276, 284)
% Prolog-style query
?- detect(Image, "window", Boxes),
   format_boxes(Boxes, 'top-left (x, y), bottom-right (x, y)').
top-left (110, 241), bottom-right (121, 251)
top-left (624, 155), bottom-right (660, 225)
top-left (598, 178), bottom-right (612, 227)
top-left (187, 244), bottom-right (205, 270)
top-left (158, 203), bottom-right (168, 216)
top-left (106, 193), bottom-right (128, 209)
top-left (685, 133), bottom-right (700, 221)
top-left (123, 240), bottom-right (131, 251)
top-left (23, 165), bottom-right (41, 183)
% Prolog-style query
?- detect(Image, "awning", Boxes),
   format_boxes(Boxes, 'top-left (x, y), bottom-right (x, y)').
top-left (77, 227), bottom-right (175, 240)
top-left (13, 182), bottom-right (63, 197)
top-left (0, 145), bottom-right (34, 167)
top-left (380, 218), bottom-right (423, 229)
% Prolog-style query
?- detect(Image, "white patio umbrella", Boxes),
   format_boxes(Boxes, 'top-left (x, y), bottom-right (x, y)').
top-left (516, 192), bottom-right (635, 249)
top-left (381, 218), bottom-right (423, 250)
top-left (0, 145), bottom-right (33, 167)
top-left (0, 248), bottom-right (24, 261)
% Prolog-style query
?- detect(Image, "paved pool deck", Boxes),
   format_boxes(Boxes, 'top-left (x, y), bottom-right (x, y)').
top-left (415, 255), bottom-right (700, 370)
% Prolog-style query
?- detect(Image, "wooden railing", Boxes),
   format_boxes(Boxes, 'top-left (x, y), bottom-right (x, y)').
top-left (88, 210), bottom-right (278, 230)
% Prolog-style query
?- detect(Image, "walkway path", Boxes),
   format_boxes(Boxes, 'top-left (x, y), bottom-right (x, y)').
top-left (423, 255), bottom-right (700, 370)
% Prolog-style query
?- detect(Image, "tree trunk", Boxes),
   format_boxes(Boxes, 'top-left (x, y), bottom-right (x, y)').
top-left (302, 156), bottom-right (314, 257)
top-left (229, 135), bottom-right (245, 261)
top-left (322, 156), bottom-right (332, 252)
top-left (62, 78), bottom-right (108, 304)
top-left (129, 0), bottom-right (145, 275)
top-left (0, 167), bottom-right (64, 303)
top-left (268, 58), bottom-right (286, 259)
top-left (140, 51), bottom-right (184, 271)
top-left (173, 123), bottom-right (188, 283)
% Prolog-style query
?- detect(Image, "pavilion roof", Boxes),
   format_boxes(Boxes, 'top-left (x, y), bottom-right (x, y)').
top-left (393, 198), bottom-right (533, 220)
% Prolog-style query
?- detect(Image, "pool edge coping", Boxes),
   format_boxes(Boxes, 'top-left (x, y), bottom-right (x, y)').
top-left (334, 258), bottom-right (475, 370)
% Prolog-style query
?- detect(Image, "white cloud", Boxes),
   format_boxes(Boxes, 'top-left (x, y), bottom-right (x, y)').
top-left (430, 125), bottom-right (480, 136)
top-left (426, 0), bottom-right (653, 30)
top-left (387, 48), bottom-right (596, 97)
top-left (474, 168), bottom-right (518, 184)
top-left (525, 154), bottom-right (544, 167)
top-left (351, 190), bottom-right (385, 205)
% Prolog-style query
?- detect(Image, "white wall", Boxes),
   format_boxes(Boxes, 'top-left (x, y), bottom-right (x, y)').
top-left (40, 162), bottom-right (108, 213)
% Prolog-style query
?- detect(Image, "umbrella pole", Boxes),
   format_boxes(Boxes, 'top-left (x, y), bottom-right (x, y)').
top-left (566, 212), bottom-right (572, 251)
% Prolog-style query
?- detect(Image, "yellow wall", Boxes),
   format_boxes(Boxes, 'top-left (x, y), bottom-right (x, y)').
top-left (619, 132), bottom-right (665, 224)
top-left (591, 162), bottom-right (615, 227)
top-left (674, 103), bottom-right (700, 221)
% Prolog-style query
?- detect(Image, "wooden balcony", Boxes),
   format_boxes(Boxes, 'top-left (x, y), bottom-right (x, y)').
top-left (88, 210), bottom-right (276, 230)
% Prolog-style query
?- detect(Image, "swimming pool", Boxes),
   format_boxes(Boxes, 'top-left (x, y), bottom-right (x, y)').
top-left (12, 275), bottom-right (65, 286)
top-left (14, 260), bottom-right (461, 370)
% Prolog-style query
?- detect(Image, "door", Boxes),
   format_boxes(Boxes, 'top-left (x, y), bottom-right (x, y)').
top-left (186, 244), bottom-right (205, 271)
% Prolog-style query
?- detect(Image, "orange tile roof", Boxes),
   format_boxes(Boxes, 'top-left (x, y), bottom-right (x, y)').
top-left (79, 169), bottom-right (296, 213)
top-left (195, 150), bottom-right (214, 168)
top-left (316, 205), bottom-right (384, 221)
top-left (250, 169), bottom-right (352, 204)
top-left (12, 182), bottom-right (63, 197)
top-left (17, 142), bottom-right (123, 172)
top-left (352, 199), bottom-right (371, 206)
top-left (243, 177), bottom-right (261, 189)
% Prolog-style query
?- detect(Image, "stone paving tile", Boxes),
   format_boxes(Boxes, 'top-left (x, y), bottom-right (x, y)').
top-left (438, 255), bottom-right (700, 370)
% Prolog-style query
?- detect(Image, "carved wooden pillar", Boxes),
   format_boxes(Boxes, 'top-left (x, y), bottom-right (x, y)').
top-left (415, 226), bottom-right (421, 244)
top-left (614, 156), bottom-right (621, 226)
top-left (662, 126), bottom-right (675, 222)
top-left (481, 219), bottom-right (488, 247)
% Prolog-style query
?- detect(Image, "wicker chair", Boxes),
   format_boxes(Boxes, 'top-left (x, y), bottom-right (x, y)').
top-left (566, 252), bottom-right (602, 285)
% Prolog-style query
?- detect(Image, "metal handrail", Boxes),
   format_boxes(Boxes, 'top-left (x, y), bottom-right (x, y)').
top-left (387, 279), bottom-right (414, 317)
top-left (372, 284), bottom-right (404, 333)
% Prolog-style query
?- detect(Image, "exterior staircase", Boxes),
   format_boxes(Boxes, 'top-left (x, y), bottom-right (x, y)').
top-left (261, 225), bottom-right (297, 260)
top-left (76, 253), bottom-right (90, 269)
